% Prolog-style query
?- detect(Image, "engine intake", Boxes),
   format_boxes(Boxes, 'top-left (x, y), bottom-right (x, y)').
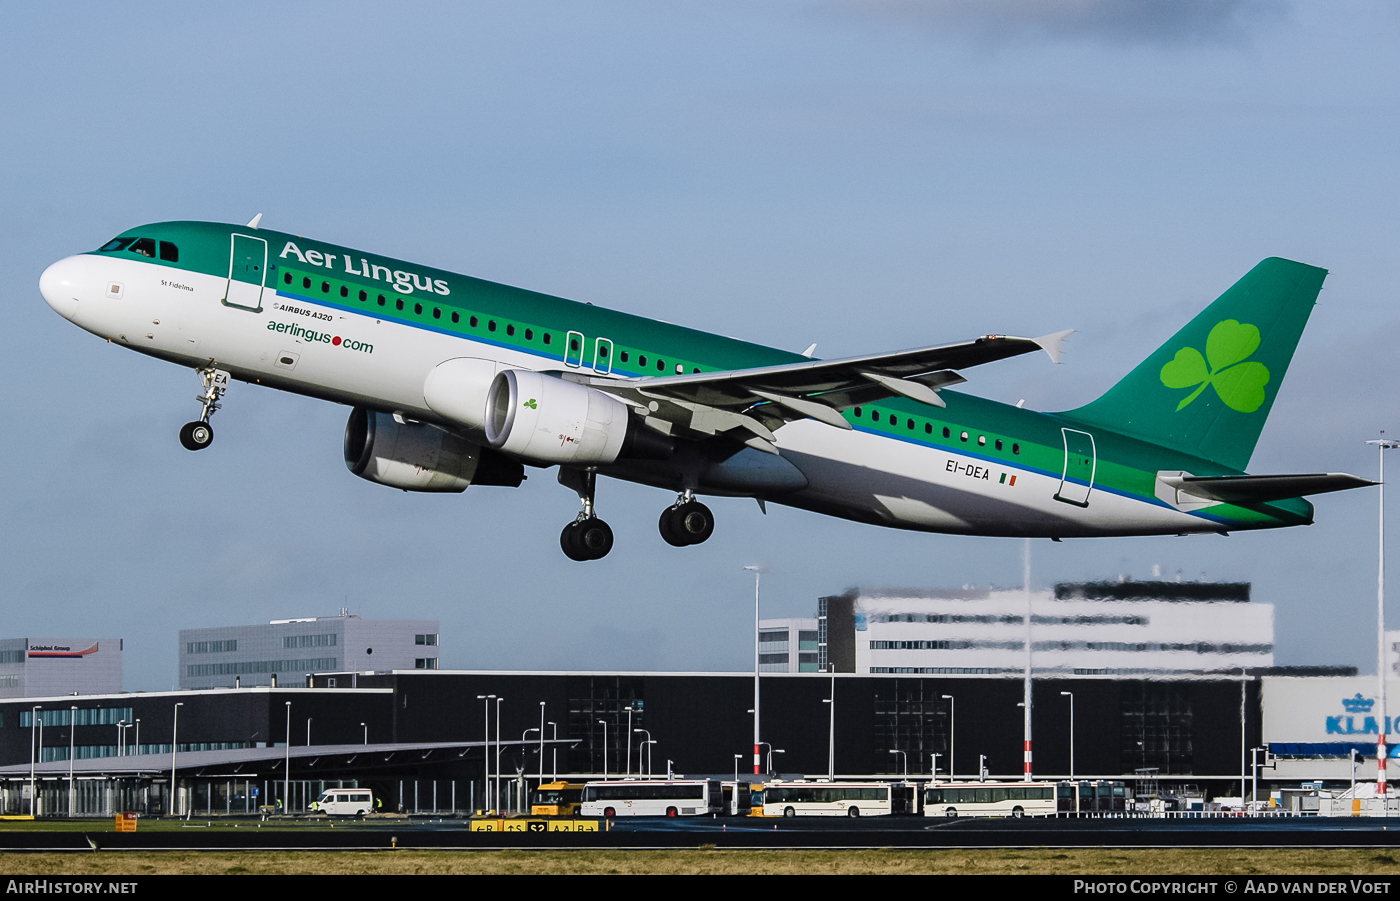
top-left (483, 369), bottom-right (671, 466)
top-left (344, 407), bottom-right (524, 492)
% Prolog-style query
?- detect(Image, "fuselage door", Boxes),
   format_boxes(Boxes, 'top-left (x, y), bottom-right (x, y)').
top-left (564, 330), bottom-right (585, 368)
top-left (593, 337), bottom-right (614, 375)
top-left (1054, 427), bottom-right (1096, 507)
top-left (225, 233), bottom-right (267, 311)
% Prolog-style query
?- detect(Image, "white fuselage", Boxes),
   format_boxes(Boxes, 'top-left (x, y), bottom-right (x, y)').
top-left (39, 252), bottom-right (1211, 538)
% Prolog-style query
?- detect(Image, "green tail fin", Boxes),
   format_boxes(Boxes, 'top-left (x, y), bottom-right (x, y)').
top-left (1060, 257), bottom-right (1326, 471)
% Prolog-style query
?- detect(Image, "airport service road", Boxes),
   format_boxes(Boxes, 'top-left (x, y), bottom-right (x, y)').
top-left (7, 817), bottom-right (1400, 851)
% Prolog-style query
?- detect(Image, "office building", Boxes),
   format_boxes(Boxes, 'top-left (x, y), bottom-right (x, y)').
top-left (178, 612), bottom-right (439, 689)
top-left (0, 638), bottom-right (122, 699)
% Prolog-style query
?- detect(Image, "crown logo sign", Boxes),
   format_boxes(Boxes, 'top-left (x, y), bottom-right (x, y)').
top-left (1343, 693), bottom-right (1375, 713)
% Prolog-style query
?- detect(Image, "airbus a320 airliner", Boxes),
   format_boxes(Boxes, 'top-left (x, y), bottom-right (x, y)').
top-left (39, 218), bottom-right (1371, 560)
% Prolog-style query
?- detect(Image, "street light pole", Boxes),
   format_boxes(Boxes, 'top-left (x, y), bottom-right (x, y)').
top-left (538, 702), bottom-right (546, 787)
top-left (942, 695), bottom-right (955, 781)
top-left (745, 566), bottom-right (762, 776)
top-left (170, 702), bottom-right (183, 817)
top-left (284, 702), bottom-right (291, 815)
top-left (1369, 436), bottom-right (1399, 801)
top-left (68, 706), bottom-right (76, 818)
top-left (888, 749), bottom-right (907, 776)
top-left (361, 722), bottom-right (367, 746)
top-left (634, 729), bottom-right (651, 777)
top-left (1061, 690), bottom-right (1077, 814)
top-left (477, 695), bottom-right (495, 812)
top-left (826, 667), bottom-right (837, 781)
top-left (494, 697), bottom-right (503, 813)
top-left (625, 704), bottom-right (634, 777)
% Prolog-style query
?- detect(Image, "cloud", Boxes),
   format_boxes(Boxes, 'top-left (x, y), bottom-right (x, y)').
top-left (839, 0), bottom-right (1291, 46)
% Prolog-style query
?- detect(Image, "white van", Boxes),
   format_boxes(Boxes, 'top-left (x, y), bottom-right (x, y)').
top-left (311, 788), bottom-right (374, 816)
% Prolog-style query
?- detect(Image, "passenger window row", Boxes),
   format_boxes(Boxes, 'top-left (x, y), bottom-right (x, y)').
top-left (279, 268), bottom-right (704, 374)
top-left (851, 406), bottom-right (1020, 455)
top-left (280, 269), bottom-right (555, 345)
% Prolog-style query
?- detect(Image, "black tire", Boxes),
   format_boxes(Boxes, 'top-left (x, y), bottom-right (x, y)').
top-left (847, 806), bottom-right (860, 818)
top-left (604, 807), bottom-right (616, 818)
top-left (666, 807), bottom-right (678, 818)
top-left (946, 807), bottom-right (957, 818)
top-left (674, 501), bottom-right (715, 545)
top-left (1011, 806), bottom-right (1024, 818)
top-left (560, 521), bottom-right (589, 561)
top-left (179, 421), bottom-right (213, 451)
top-left (578, 518), bottom-right (614, 560)
top-left (783, 806), bottom-right (795, 818)
top-left (658, 507), bottom-right (689, 547)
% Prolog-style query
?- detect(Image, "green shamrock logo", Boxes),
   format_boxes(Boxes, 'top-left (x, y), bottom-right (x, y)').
top-left (1159, 319), bottom-right (1270, 413)
top-left (523, 398), bottom-right (538, 409)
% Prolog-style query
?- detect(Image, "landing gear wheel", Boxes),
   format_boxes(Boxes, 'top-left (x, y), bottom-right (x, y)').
top-left (560, 521), bottom-right (587, 561)
top-left (659, 506), bottom-right (689, 547)
top-left (179, 421), bottom-right (214, 451)
top-left (561, 518), bottom-right (614, 561)
top-left (577, 518), bottom-right (614, 560)
top-left (659, 500), bottom-right (715, 546)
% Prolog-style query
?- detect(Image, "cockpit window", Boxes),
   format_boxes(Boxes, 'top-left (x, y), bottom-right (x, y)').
top-left (159, 241), bottom-right (179, 262)
top-left (129, 238), bottom-right (156, 258)
top-left (98, 238), bottom-right (135, 253)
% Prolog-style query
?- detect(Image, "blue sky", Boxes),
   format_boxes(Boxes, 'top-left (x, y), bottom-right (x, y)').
top-left (2, 1), bottom-right (1398, 688)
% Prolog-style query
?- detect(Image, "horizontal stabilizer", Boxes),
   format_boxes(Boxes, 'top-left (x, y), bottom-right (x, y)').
top-left (1159, 471), bottom-right (1375, 506)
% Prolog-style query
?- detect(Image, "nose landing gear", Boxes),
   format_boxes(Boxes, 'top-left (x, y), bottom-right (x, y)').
top-left (558, 467), bottom-right (614, 561)
top-left (179, 365), bottom-right (228, 451)
top-left (659, 492), bottom-right (715, 546)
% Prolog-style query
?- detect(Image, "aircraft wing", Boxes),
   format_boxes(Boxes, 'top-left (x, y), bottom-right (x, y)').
top-left (1160, 472), bottom-right (1376, 505)
top-left (570, 330), bottom-right (1073, 453)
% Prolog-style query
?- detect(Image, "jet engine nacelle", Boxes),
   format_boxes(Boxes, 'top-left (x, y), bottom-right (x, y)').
top-left (344, 407), bottom-right (523, 492)
top-left (484, 369), bottom-right (670, 466)
top-left (422, 357), bottom-right (500, 433)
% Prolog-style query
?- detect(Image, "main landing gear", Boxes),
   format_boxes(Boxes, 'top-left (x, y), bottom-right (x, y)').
top-left (559, 468), bottom-right (614, 562)
top-left (179, 365), bottom-right (229, 452)
top-left (659, 492), bottom-right (715, 547)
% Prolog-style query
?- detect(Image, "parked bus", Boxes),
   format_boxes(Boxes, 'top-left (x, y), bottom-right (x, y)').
top-left (579, 780), bottom-right (723, 817)
top-left (762, 781), bottom-right (894, 818)
top-left (924, 782), bottom-right (1056, 818)
top-left (530, 781), bottom-right (585, 816)
top-left (1057, 780), bottom-right (1129, 813)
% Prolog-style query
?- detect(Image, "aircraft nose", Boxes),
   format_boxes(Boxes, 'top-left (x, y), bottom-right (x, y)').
top-left (39, 256), bottom-right (85, 321)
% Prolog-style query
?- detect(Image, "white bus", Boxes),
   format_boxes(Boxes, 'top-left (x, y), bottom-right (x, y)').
top-left (579, 780), bottom-right (723, 817)
top-left (762, 781), bottom-right (894, 818)
top-left (923, 782), bottom-right (1056, 818)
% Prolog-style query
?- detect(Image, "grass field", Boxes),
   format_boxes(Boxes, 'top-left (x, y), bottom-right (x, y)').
top-left (1, 848), bottom-right (1399, 875)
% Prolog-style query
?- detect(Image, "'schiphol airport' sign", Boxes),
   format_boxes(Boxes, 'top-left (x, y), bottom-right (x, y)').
top-left (1263, 676), bottom-right (1400, 743)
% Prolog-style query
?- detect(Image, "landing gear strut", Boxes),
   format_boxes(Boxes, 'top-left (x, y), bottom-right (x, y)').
top-left (659, 491), bottom-right (715, 547)
top-left (558, 468), bottom-right (614, 561)
top-left (179, 365), bottom-right (228, 451)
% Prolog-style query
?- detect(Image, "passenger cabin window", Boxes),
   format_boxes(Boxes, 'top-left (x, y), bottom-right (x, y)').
top-left (129, 237), bottom-right (156, 257)
top-left (525, 328), bottom-right (534, 340)
top-left (943, 427), bottom-right (951, 438)
top-left (414, 302), bottom-right (422, 314)
top-left (99, 238), bottom-right (135, 252)
top-left (158, 241), bottom-right (179, 262)
top-left (451, 312), bottom-right (459, 323)
top-left (995, 439), bottom-right (1003, 450)
top-left (1013, 443), bottom-right (1021, 455)
top-left (543, 333), bottom-right (552, 345)
top-left (506, 324), bottom-right (515, 336)
top-left (284, 273), bottom-right (292, 284)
